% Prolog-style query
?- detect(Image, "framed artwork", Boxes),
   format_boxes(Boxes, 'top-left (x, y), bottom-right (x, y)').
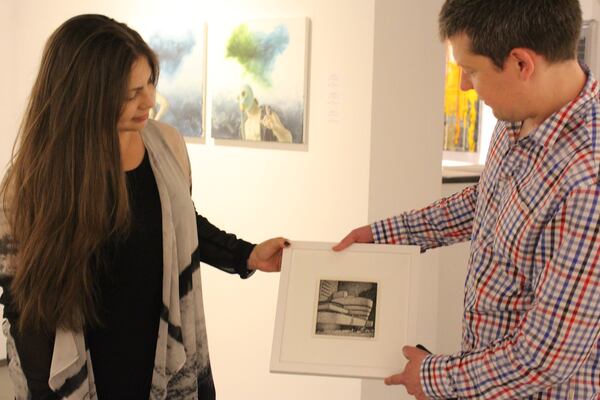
top-left (443, 43), bottom-right (481, 164)
top-left (141, 23), bottom-right (207, 141)
top-left (209, 18), bottom-right (310, 144)
top-left (270, 241), bottom-right (421, 379)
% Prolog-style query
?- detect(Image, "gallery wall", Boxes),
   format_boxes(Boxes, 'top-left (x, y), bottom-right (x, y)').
top-left (589, 0), bottom-right (600, 73)
top-left (0, 1), bottom-right (17, 176)
top-left (1, 0), bottom-right (374, 399)
top-left (0, 0), bottom-right (17, 362)
top-left (362, 0), bottom-right (445, 398)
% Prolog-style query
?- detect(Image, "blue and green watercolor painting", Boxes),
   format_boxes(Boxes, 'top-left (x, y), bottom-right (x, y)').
top-left (210, 18), bottom-right (309, 144)
top-left (142, 23), bottom-right (206, 140)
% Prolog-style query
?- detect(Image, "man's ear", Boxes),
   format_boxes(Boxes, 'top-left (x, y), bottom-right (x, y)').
top-left (508, 48), bottom-right (536, 80)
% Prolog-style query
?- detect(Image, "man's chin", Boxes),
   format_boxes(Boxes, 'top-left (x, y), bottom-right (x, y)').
top-left (491, 109), bottom-right (510, 122)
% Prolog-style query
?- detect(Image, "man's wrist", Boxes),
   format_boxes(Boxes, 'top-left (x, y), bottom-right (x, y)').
top-left (420, 354), bottom-right (457, 399)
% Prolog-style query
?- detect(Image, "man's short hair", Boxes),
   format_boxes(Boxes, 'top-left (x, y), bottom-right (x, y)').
top-left (439, 0), bottom-right (582, 69)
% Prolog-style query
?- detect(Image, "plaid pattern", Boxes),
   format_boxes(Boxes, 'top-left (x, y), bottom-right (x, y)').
top-left (372, 70), bottom-right (600, 399)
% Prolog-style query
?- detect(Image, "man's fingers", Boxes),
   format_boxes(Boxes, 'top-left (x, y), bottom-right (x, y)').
top-left (332, 235), bottom-right (354, 251)
top-left (403, 345), bottom-right (418, 358)
top-left (404, 345), bottom-right (430, 359)
top-left (384, 373), bottom-right (405, 386)
top-left (333, 225), bottom-right (375, 252)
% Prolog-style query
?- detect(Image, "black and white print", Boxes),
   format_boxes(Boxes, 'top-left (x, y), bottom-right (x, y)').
top-left (315, 280), bottom-right (377, 338)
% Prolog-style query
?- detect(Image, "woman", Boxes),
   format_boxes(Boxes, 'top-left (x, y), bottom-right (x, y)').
top-left (0, 14), bottom-right (287, 399)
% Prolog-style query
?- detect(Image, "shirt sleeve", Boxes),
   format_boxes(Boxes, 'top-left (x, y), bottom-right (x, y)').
top-left (371, 184), bottom-right (478, 251)
top-left (194, 211), bottom-right (256, 279)
top-left (420, 184), bottom-right (600, 399)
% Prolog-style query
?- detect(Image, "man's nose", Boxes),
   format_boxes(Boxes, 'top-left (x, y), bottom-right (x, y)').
top-left (460, 69), bottom-right (473, 91)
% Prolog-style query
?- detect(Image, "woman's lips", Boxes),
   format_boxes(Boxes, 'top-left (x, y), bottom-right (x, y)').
top-left (133, 113), bottom-right (149, 122)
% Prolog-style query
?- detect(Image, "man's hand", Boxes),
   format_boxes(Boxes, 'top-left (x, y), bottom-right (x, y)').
top-left (384, 346), bottom-right (430, 399)
top-left (332, 225), bottom-right (374, 251)
top-left (248, 237), bottom-right (289, 272)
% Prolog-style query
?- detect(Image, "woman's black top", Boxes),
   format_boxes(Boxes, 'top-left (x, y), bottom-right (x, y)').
top-left (86, 149), bottom-right (164, 399)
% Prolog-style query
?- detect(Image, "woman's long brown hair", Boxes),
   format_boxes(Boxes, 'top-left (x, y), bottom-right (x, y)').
top-left (1, 15), bottom-right (158, 332)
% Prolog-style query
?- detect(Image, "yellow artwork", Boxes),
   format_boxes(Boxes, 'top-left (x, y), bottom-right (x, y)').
top-left (443, 47), bottom-right (479, 153)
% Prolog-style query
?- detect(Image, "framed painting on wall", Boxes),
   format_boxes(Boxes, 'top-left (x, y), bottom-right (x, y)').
top-left (270, 241), bottom-right (421, 379)
top-left (443, 43), bottom-right (481, 165)
top-left (209, 18), bottom-right (310, 145)
top-left (140, 23), bottom-right (207, 141)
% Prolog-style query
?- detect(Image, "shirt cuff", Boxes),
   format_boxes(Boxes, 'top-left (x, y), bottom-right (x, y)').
top-left (370, 215), bottom-right (409, 244)
top-left (420, 354), bottom-right (457, 399)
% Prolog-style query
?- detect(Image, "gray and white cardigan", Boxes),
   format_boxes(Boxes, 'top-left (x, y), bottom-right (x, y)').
top-left (0, 120), bottom-right (242, 399)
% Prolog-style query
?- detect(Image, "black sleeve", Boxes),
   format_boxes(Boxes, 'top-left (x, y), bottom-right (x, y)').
top-left (195, 212), bottom-right (256, 279)
top-left (0, 275), bottom-right (18, 322)
top-left (0, 275), bottom-right (59, 400)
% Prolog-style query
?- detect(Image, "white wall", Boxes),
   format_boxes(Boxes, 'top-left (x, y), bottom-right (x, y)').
top-left (587, 0), bottom-right (600, 77)
top-left (361, 0), bottom-right (445, 398)
top-left (0, 0), bottom-right (17, 362)
top-left (0, 0), bottom-right (17, 175)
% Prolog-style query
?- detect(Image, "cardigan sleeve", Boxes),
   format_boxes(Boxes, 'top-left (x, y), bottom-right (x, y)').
top-left (11, 324), bottom-right (58, 400)
top-left (194, 211), bottom-right (256, 279)
top-left (1, 188), bottom-right (57, 399)
top-left (1, 276), bottom-right (58, 400)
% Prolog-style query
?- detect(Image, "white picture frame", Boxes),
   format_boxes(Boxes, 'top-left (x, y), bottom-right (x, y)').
top-left (270, 241), bottom-right (421, 379)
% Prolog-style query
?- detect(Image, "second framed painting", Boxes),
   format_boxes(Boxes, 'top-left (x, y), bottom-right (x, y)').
top-left (209, 18), bottom-right (310, 145)
top-left (270, 241), bottom-right (421, 379)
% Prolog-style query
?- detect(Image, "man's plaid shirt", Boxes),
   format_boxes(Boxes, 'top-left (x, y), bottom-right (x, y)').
top-left (372, 70), bottom-right (600, 399)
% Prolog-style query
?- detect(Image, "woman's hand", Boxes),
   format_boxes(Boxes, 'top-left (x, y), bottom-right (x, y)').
top-left (248, 237), bottom-right (290, 272)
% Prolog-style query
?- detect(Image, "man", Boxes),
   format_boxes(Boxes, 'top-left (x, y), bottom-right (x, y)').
top-left (335, 0), bottom-right (600, 398)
